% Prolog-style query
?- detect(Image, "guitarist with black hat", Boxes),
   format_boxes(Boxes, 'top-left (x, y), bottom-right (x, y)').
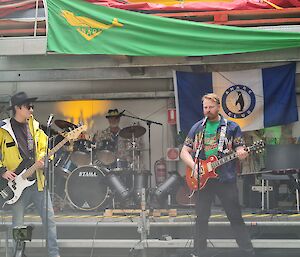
top-left (0, 92), bottom-right (60, 257)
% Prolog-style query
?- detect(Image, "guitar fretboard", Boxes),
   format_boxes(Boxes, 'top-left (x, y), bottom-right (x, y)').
top-left (211, 145), bottom-right (257, 169)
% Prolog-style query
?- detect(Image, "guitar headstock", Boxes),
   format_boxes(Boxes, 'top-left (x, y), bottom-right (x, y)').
top-left (63, 124), bottom-right (87, 141)
top-left (251, 140), bottom-right (265, 153)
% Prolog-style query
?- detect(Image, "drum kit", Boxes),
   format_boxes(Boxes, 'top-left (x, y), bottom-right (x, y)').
top-left (52, 119), bottom-right (150, 211)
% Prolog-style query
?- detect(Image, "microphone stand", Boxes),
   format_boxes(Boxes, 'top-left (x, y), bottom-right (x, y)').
top-left (43, 115), bottom-right (53, 256)
top-left (192, 141), bottom-right (202, 257)
top-left (122, 113), bottom-right (162, 189)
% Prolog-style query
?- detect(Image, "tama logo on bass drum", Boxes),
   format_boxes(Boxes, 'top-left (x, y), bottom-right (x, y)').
top-left (78, 171), bottom-right (98, 177)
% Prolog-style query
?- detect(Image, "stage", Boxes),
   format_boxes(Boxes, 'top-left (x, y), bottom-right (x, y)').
top-left (1, 207), bottom-right (300, 257)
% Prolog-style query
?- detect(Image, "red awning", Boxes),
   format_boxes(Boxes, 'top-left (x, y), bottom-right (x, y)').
top-left (86, 0), bottom-right (300, 12)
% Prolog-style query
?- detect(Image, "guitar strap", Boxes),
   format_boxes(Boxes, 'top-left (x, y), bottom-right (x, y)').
top-left (26, 123), bottom-right (36, 163)
top-left (26, 122), bottom-right (37, 181)
top-left (195, 117), bottom-right (227, 155)
top-left (196, 117), bottom-right (208, 153)
top-left (26, 124), bottom-right (34, 152)
top-left (217, 118), bottom-right (227, 153)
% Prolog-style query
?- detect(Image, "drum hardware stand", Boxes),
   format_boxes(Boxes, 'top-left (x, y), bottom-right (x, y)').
top-left (121, 113), bottom-right (163, 188)
top-left (131, 134), bottom-right (137, 172)
top-left (129, 139), bottom-right (141, 172)
top-left (89, 143), bottom-right (96, 165)
top-left (129, 134), bottom-right (139, 195)
top-left (53, 191), bottom-right (76, 212)
top-left (50, 135), bottom-right (71, 212)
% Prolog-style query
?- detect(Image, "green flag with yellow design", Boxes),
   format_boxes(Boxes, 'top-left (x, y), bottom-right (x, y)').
top-left (47, 0), bottom-right (300, 56)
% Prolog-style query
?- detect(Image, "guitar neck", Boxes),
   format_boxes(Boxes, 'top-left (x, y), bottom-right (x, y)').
top-left (211, 152), bottom-right (238, 169)
top-left (22, 137), bottom-right (69, 179)
top-left (211, 145), bottom-right (254, 169)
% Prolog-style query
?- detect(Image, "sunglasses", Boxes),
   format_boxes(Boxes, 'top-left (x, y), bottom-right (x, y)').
top-left (23, 104), bottom-right (34, 110)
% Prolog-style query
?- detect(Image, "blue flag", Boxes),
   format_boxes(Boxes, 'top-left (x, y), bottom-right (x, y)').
top-left (174, 63), bottom-right (298, 133)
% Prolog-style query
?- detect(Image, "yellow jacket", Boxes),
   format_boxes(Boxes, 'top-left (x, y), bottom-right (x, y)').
top-left (0, 116), bottom-right (48, 191)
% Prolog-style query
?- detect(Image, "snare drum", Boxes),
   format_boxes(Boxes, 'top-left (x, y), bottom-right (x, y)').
top-left (65, 165), bottom-right (109, 211)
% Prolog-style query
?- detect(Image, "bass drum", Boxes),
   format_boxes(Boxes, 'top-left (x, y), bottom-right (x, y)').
top-left (65, 165), bottom-right (109, 211)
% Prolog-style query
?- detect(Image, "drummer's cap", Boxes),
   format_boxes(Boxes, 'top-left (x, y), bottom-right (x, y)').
top-left (105, 109), bottom-right (122, 118)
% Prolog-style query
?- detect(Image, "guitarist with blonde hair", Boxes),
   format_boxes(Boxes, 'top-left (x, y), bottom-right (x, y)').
top-left (0, 92), bottom-right (60, 257)
top-left (180, 93), bottom-right (255, 257)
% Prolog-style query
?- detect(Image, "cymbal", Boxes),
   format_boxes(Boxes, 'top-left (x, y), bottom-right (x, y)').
top-left (54, 119), bottom-right (77, 130)
top-left (119, 125), bottom-right (146, 139)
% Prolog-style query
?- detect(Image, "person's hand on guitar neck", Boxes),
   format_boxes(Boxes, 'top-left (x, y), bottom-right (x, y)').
top-left (2, 170), bottom-right (17, 181)
top-left (236, 146), bottom-right (248, 160)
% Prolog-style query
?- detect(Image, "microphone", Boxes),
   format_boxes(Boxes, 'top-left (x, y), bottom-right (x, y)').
top-left (47, 114), bottom-right (54, 127)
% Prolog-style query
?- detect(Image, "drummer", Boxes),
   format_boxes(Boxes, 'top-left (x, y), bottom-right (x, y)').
top-left (93, 109), bottom-right (128, 164)
top-left (94, 109), bottom-right (144, 170)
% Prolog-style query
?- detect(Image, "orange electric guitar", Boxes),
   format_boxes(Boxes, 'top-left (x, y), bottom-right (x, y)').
top-left (186, 140), bottom-right (264, 191)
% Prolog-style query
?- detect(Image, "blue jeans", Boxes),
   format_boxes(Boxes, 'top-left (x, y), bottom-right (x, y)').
top-left (11, 184), bottom-right (59, 257)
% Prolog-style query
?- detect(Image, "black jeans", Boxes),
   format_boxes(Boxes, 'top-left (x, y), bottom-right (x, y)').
top-left (194, 179), bottom-right (253, 255)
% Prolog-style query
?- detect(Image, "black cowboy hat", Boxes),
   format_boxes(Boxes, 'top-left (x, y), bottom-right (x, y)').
top-left (105, 109), bottom-right (122, 118)
top-left (7, 92), bottom-right (38, 110)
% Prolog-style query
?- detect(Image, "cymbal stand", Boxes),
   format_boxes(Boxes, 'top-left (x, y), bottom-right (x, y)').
top-left (122, 113), bottom-right (163, 188)
top-left (131, 133), bottom-right (136, 171)
top-left (90, 143), bottom-right (96, 165)
top-left (130, 133), bottom-right (137, 205)
top-left (130, 134), bottom-right (141, 171)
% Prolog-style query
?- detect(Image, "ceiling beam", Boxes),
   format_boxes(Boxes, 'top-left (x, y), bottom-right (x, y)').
top-left (0, 91), bottom-right (174, 103)
top-left (0, 67), bottom-right (173, 82)
top-left (0, 62), bottom-right (299, 82)
top-left (1, 47), bottom-right (300, 71)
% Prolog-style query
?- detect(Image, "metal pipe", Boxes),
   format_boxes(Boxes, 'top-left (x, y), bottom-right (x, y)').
top-left (34, 0), bottom-right (39, 37)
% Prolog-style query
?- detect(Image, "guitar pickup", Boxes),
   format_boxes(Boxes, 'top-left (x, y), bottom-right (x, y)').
top-left (0, 190), bottom-right (8, 199)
